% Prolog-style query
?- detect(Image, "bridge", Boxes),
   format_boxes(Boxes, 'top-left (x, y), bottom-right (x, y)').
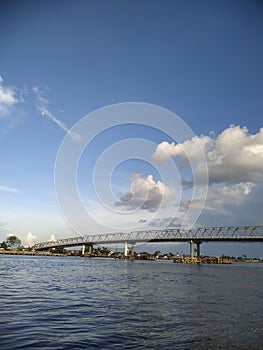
top-left (33, 226), bottom-right (263, 259)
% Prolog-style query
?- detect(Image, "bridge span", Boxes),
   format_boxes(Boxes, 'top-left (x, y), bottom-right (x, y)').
top-left (33, 226), bottom-right (263, 258)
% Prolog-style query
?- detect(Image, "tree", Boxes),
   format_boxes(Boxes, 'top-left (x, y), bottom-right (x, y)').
top-left (5, 235), bottom-right (21, 249)
top-left (0, 241), bottom-right (7, 249)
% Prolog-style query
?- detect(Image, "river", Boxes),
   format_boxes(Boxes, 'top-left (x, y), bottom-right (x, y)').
top-left (0, 255), bottom-right (262, 349)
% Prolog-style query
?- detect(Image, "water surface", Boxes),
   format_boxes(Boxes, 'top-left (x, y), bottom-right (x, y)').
top-left (1, 255), bottom-right (262, 349)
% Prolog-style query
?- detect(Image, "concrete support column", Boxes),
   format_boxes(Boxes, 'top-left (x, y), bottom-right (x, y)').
top-left (88, 244), bottom-right (93, 254)
top-left (82, 244), bottom-right (85, 255)
top-left (130, 244), bottom-right (135, 256)
top-left (190, 240), bottom-right (194, 259)
top-left (124, 242), bottom-right (128, 257)
top-left (196, 241), bottom-right (201, 259)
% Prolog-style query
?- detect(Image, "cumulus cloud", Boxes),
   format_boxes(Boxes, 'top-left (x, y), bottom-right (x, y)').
top-left (153, 125), bottom-right (263, 185)
top-left (24, 231), bottom-right (37, 247)
top-left (115, 173), bottom-right (176, 212)
top-left (181, 182), bottom-right (255, 213)
top-left (196, 182), bottom-right (263, 227)
top-left (208, 182), bottom-right (255, 207)
top-left (149, 182), bottom-right (255, 229)
top-left (49, 234), bottom-right (56, 241)
top-left (208, 126), bottom-right (263, 184)
top-left (0, 76), bottom-right (19, 117)
top-left (151, 125), bottom-right (263, 228)
top-left (152, 135), bottom-right (211, 166)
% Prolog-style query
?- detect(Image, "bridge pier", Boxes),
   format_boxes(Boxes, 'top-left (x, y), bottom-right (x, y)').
top-left (124, 242), bottom-right (128, 257)
top-left (189, 240), bottom-right (202, 261)
top-left (190, 240), bottom-right (194, 259)
top-left (88, 245), bottom-right (93, 254)
top-left (124, 242), bottom-right (135, 257)
top-left (196, 241), bottom-right (201, 260)
top-left (82, 244), bottom-right (93, 255)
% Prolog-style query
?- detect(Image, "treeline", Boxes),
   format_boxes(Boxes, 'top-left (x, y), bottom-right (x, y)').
top-left (0, 235), bottom-right (22, 250)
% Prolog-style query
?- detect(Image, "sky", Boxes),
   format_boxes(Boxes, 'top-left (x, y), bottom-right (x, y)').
top-left (0, 0), bottom-right (263, 256)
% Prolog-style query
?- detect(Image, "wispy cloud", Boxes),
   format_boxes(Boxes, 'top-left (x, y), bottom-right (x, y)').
top-left (0, 185), bottom-right (18, 193)
top-left (0, 75), bottom-right (19, 117)
top-left (33, 86), bottom-right (70, 132)
top-left (32, 86), bottom-right (80, 141)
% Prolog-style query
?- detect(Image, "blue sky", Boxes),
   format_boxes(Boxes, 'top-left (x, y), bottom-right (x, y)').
top-left (0, 0), bottom-right (263, 256)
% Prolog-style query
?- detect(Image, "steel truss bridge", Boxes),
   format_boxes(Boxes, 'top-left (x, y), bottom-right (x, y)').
top-left (33, 226), bottom-right (263, 258)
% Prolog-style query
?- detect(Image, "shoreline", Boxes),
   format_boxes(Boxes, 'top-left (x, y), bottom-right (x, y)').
top-left (0, 249), bottom-right (262, 264)
top-left (0, 249), bottom-right (65, 257)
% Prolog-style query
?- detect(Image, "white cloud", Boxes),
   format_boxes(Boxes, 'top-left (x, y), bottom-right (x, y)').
top-left (196, 182), bottom-right (263, 227)
top-left (0, 185), bottom-right (18, 193)
top-left (153, 125), bottom-right (263, 185)
top-left (23, 231), bottom-right (37, 247)
top-left (151, 125), bottom-right (263, 228)
top-left (152, 135), bottom-right (212, 166)
top-left (49, 234), bottom-right (56, 241)
top-left (209, 182), bottom-right (255, 204)
top-left (0, 76), bottom-right (19, 117)
top-left (149, 216), bottom-right (182, 228)
top-left (115, 172), bottom-right (176, 212)
top-left (33, 86), bottom-right (69, 132)
top-left (149, 182), bottom-right (257, 229)
top-left (207, 125), bottom-right (263, 184)
top-left (33, 86), bottom-right (80, 141)
top-left (182, 182), bottom-right (255, 213)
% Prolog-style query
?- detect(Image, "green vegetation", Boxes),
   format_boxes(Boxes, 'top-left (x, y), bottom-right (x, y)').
top-left (1, 235), bottom-right (21, 250)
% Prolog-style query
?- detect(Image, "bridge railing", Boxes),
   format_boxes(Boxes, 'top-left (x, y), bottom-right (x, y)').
top-left (189, 226), bottom-right (263, 238)
top-left (32, 226), bottom-right (263, 250)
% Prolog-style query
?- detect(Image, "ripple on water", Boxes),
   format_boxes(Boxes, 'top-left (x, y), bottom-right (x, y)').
top-left (1, 256), bottom-right (262, 349)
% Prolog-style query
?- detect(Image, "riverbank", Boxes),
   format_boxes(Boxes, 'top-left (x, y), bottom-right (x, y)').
top-left (0, 249), bottom-right (65, 257)
top-left (0, 249), bottom-right (262, 264)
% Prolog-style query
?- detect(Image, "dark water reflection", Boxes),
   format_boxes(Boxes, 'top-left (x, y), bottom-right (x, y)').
top-left (1, 255), bottom-right (262, 349)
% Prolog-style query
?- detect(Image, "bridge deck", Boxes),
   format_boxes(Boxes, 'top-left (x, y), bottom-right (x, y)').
top-left (33, 226), bottom-right (263, 250)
